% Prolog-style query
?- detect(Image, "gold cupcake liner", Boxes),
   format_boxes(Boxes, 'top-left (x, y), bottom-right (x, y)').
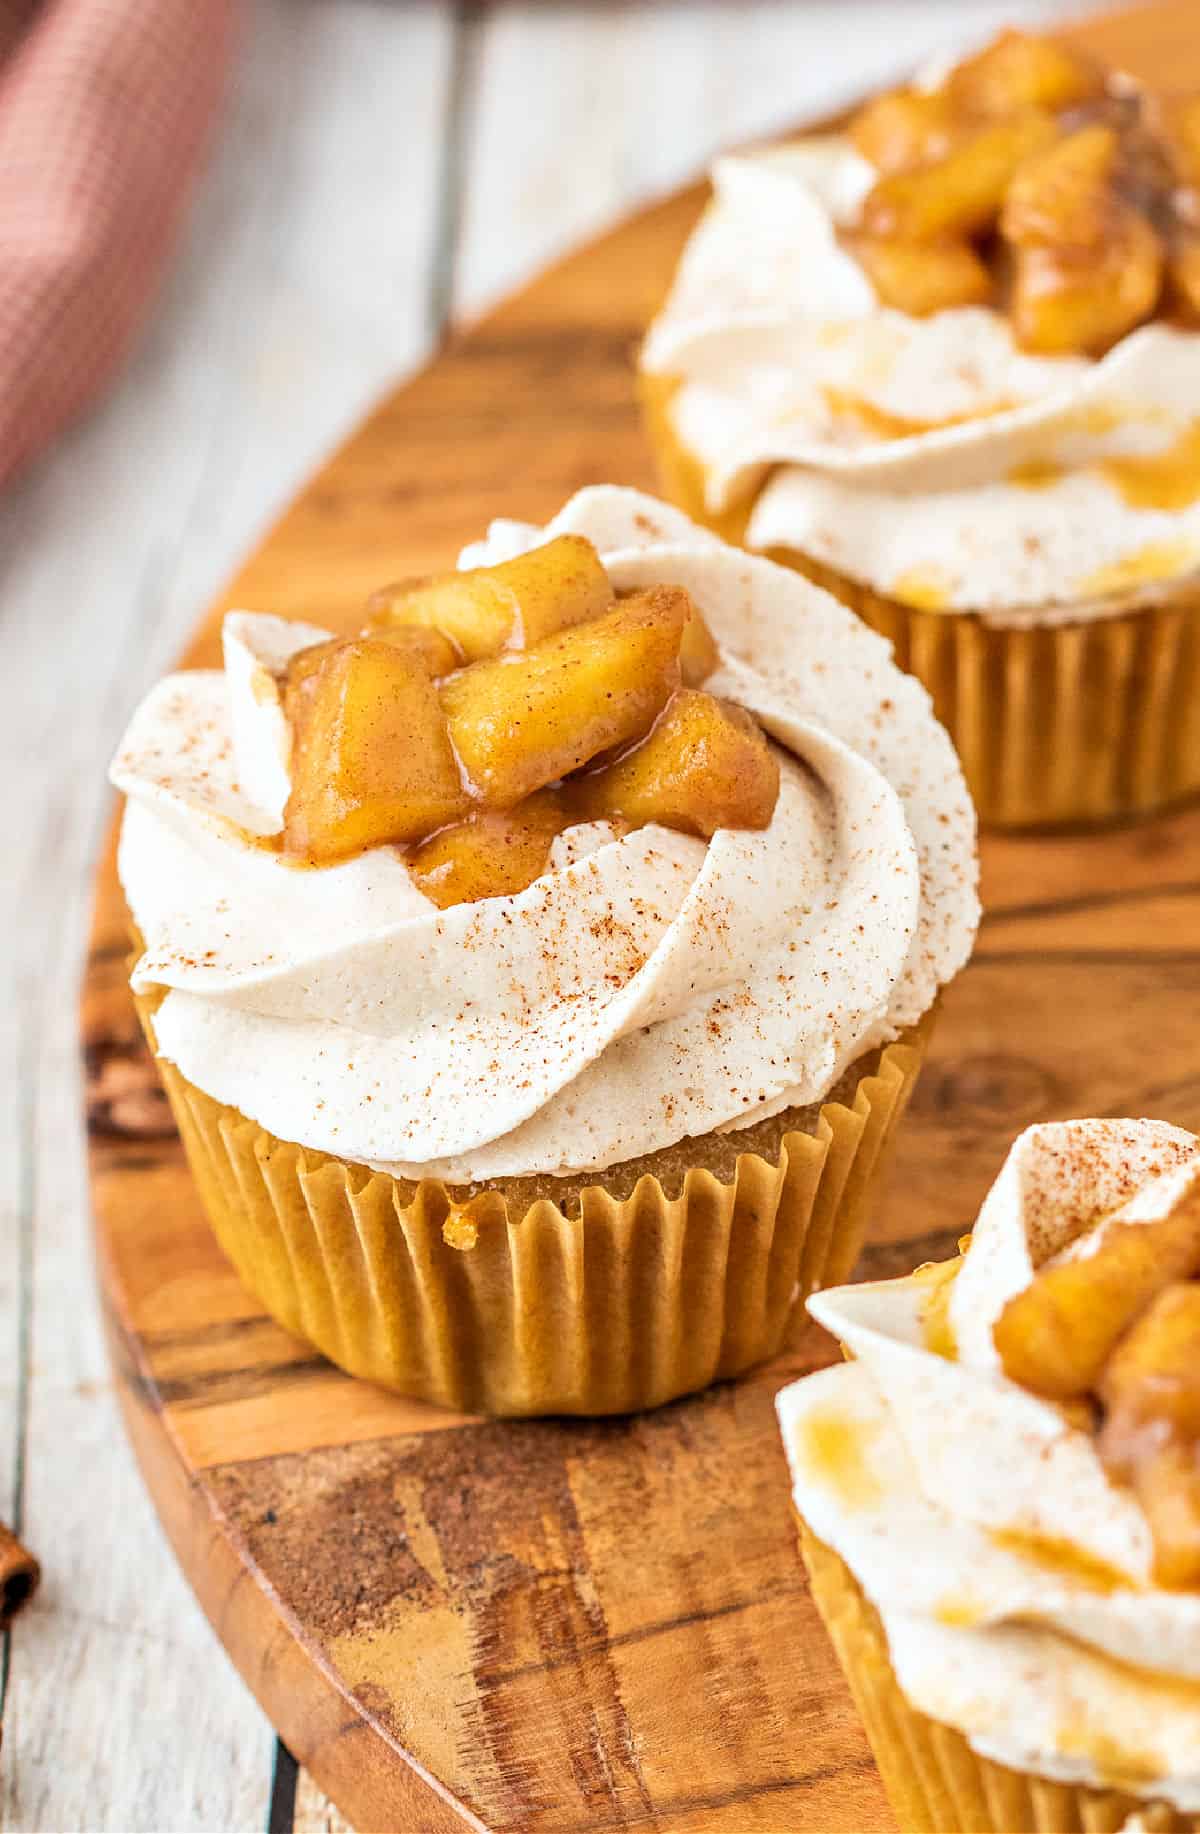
top-left (797, 1518), bottom-right (1195, 1834)
top-left (134, 988), bottom-right (925, 1416)
top-left (642, 376), bottom-right (1200, 831)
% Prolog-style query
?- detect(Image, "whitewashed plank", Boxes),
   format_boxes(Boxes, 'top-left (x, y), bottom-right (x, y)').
top-left (292, 1766), bottom-right (355, 1834)
top-left (453, 0), bottom-right (1088, 319)
top-left (0, 1), bottom-right (455, 1829)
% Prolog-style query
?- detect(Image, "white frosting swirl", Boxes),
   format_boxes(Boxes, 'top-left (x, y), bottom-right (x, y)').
top-left (779, 1119), bottom-right (1200, 1808)
top-left (111, 487), bottom-right (977, 1179)
top-left (644, 144), bottom-right (1200, 626)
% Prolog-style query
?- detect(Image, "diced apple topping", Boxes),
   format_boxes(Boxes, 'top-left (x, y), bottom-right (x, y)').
top-left (679, 602), bottom-right (720, 685)
top-left (994, 1181), bottom-right (1200, 1590)
top-left (945, 30), bottom-right (1103, 116)
top-left (440, 587), bottom-right (689, 807)
top-left (1161, 94), bottom-right (1200, 192)
top-left (1000, 122), bottom-right (1119, 248)
top-left (1170, 230), bottom-right (1200, 320)
top-left (849, 89), bottom-right (961, 177)
top-left (1002, 127), bottom-right (1164, 355)
top-left (1009, 226), bottom-right (1163, 356)
top-left (407, 791), bottom-right (571, 909)
top-left (365, 534), bottom-right (611, 663)
top-left (1100, 1284), bottom-right (1200, 1444)
top-left (570, 690), bottom-right (780, 838)
top-left (1125, 1441), bottom-right (1200, 1591)
top-left (369, 622), bottom-right (461, 678)
top-left (277, 544), bottom-right (780, 900)
top-left (843, 31), bottom-right (1187, 354)
top-left (848, 234), bottom-right (992, 316)
top-left (861, 113), bottom-right (1057, 242)
top-left (282, 637), bottom-right (468, 863)
top-left (993, 1181), bottom-right (1200, 1400)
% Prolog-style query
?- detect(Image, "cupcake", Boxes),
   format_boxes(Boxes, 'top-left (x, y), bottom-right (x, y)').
top-left (779, 1118), bottom-right (1200, 1832)
top-left (641, 31), bottom-right (1200, 829)
top-left (109, 485), bottom-right (977, 1416)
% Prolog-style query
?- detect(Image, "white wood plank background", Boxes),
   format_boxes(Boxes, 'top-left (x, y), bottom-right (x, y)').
top-left (0, 1), bottom-right (1078, 1828)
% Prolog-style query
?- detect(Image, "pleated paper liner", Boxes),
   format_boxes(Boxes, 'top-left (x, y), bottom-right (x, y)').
top-left (133, 986), bottom-right (926, 1416)
top-left (641, 374), bottom-right (1200, 831)
top-left (797, 1519), bottom-right (1194, 1834)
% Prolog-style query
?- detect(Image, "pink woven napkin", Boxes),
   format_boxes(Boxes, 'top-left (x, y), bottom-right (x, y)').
top-left (0, 0), bottom-right (236, 487)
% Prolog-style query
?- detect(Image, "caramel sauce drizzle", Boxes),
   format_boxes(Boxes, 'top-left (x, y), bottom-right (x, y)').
top-left (822, 385), bottom-right (1019, 443)
top-left (795, 1408), bottom-right (882, 1510)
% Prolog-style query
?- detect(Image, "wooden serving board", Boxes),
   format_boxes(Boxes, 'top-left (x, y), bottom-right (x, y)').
top-left (84, 6), bottom-right (1200, 1828)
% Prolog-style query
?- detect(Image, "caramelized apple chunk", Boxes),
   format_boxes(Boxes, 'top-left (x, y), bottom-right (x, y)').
top-left (1010, 228), bottom-right (1163, 356)
top-left (569, 690), bottom-right (780, 839)
top-left (408, 791), bottom-right (571, 909)
top-left (366, 535), bottom-right (612, 663)
top-left (282, 637), bottom-right (467, 863)
top-left (1002, 122), bottom-right (1119, 246)
top-left (946, 30), bottom-right (1104, 117)
top-left (368, 623), bottom-right (461, 677)
top-left (1161, 94), bottom-right (1200, 191)
top-left (1128, 1440), bottom-right (1200, 1591)
top-left (1099, 1284), bottom-right (1200, 1588)
top-left (993, 1182), bottom-right (1200, 1401)
top-left (1002, 125), bottom-right (1164, 353)
top-left (679, 604), bottom-right (720, 685)
top-left (284, 637), bottom-right (345, 705)
top-left (849, 88), bottom-right (960, 176)
top-left (440, 586), bottom-right (688, 807)
top-left (1170, 230), bottom-right (1200, 319)
top-left (847, 234), bottom-right (992, 315)
top-left (1100, 1283), bottom-right (1200, 1444)
top-left (861, 112), bottom-right (1057, 242)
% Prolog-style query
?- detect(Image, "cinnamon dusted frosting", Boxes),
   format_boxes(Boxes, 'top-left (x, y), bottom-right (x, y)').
top-left (779, 1119), bottom-right (1200, 1810)
top-left (643, 143), bottom-right (1200, 627)
top-left (110, 487), bottom-right (977, 1180)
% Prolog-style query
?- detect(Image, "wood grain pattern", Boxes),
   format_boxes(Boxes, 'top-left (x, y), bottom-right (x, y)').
top-left (82, 4), bottom-right (1200, 1829)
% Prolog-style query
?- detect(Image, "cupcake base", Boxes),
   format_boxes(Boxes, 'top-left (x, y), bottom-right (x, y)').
top-left (798, 1518), bottom-right (1195, 1834)
top-left (772, 552), bottom-right (1200, 833)
top-left (134, 988), bottom-right (926, 1416)
top-left (641, 374), bottom-right (1200, 831)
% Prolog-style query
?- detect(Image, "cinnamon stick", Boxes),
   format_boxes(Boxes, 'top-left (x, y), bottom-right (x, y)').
top-left (0, 1519), bottom-right (40, 1626)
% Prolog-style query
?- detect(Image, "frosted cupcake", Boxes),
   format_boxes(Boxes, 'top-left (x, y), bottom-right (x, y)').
top-left (779, 1118), bottom-right (1200, 1832)
top-left (641, 32), bottom-right (1200, 828)
top-left (110, 486), bottom-right (977, 1416)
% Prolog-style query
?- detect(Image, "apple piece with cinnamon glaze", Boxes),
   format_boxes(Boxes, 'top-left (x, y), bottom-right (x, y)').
top-left (569, 690), bottom-right (780, 839)
top-left (1160, 93), bottom-right (1200, 191)
top-left (679, 604), bottom-right (720, 685)
top-left (1099, 1285), bottom-right (1200, 1586)
top-left (282, 637), bottom-right (468, 863)
top-left (1100, 1283), bottom-right (1200, 1447)
top-left (860, 112), bottom-right (1058, 243)
top-left (993, 1177), bottom-right (1200, 1401)
top-left (1009, 227), bottom-right (1163, 355)
top-left (283, 636), bottom-right (344, 706)
top-left (847, 234), bottom-right (992, 316)
top-left (1001, 122), bottom-right (1120, 246)
top-left (368, 622), bottom-right (461, 678)
top-left (408, 791), bottom-right (574, 909)
top-left (946, 30), bottom-right (1104, 117)
top-left (1169, 230), bottom-right (1200, 320)
top-left (1122, 1439), bottom-right (1200, 1591)
top-left (1002, 125), bottom-right (1164, 354)
top-left (366, 535), bottom-right (613, 663)
top-left (849, 88), bottom-right (961, 177)
top-left (440, 586), bottom-right (689, 807)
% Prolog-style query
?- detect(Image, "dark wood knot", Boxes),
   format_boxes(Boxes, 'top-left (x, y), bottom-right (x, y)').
top-left (84, 1037), bottom-right (175, 1139)
top-left (913, 1052), bottom-right (1062, 1126)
